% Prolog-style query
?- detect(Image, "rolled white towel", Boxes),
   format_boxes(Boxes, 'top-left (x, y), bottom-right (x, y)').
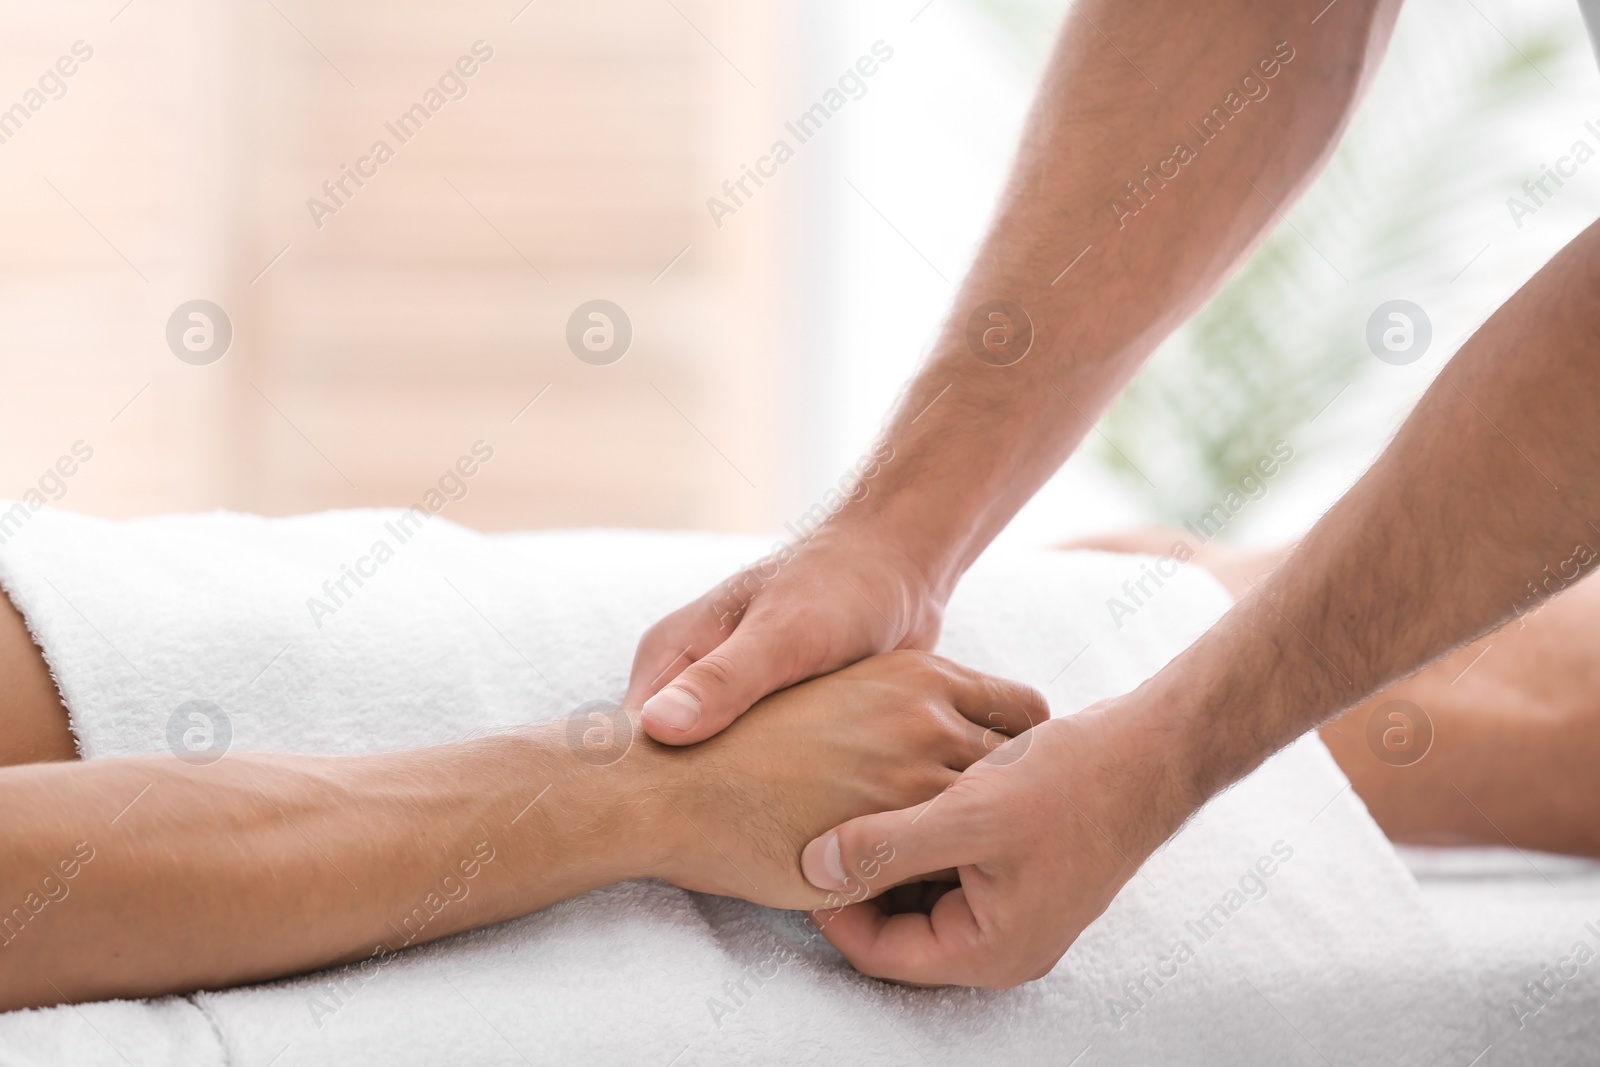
top-left (0, 505), bottom-right (1487, 1066)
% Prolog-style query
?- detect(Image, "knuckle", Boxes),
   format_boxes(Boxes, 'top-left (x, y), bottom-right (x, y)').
top-left (900, 765), bottom-right (952, 802)
top-left (685, 651), bottom-right (739, 694)
top-left (909, 651), bottom-right (956, 682)
top-left (972, 675), bottom-right (1041, 728)
top-left (1005, 681), bottom-right (1050, 727)
top-left (742, 604), bottom-right (805, 644)
top-left (880, 690), bottom-right (928, 726)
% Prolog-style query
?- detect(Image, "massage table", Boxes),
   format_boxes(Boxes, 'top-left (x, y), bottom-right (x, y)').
top-left (0, 506), bottom-right (1592, 1065)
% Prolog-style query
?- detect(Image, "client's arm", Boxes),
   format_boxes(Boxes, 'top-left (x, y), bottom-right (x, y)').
top-left (0, 652), bottom-right (1042, 1011)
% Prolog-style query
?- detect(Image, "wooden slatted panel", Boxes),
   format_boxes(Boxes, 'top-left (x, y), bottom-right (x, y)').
top-left (0, 0), bottom-right (785, 533)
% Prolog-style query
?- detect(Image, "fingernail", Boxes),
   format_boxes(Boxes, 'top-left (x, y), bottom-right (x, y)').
top-left (816, 832), bottom-right (848, 891)
top-left (642, 687), bottom-right (701, 733)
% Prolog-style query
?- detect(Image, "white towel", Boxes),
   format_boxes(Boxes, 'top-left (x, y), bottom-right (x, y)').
top-left (0, 505), bottom-right (1487, 1066)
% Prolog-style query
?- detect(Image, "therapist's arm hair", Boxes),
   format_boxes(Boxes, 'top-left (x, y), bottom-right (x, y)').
top-left (1073, 531), bottom-right (1600, 859)
top-left (0, 648), bottom-right (1039, 1012)
top-left (845, 0), bottom-right (1402, 598)
top-left (631, 0), bottom-right (1405, 746)
top-left (1159, 217), bottom-right (1600, 808)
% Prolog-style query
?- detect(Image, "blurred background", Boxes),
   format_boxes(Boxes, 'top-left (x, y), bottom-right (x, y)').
top-left (1, 0), bottom-right (1597, 549)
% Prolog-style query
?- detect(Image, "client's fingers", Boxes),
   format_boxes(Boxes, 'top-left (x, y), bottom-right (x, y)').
top-left (919, 655), bottom-right (1050, 738)
top-left (641, 614), bottom-right (808, 745)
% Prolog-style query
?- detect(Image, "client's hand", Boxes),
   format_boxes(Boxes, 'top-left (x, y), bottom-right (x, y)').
top-left (639, 651), bottom-right (1047, 911)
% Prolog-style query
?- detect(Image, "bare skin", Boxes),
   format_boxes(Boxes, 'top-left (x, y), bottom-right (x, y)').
top-left (1070, 530), bottom-right (1600, 859)
top-left (627, 0), bottom-right (1396, 747)
top-left (627, 0), bottom-right (1600, 987)
top-left (0, 591), bottom-right (74, 764)
top-left (6, 523), bottom-right (1599, 1010)
top-left (0, 597), bottom-right (1044, 1012)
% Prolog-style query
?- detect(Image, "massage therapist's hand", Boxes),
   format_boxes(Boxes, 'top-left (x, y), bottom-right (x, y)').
top-left (645, 651), bottom-right (1047, 911)
top-left (798, 695), bottom-right (1196, 987)
top-left (628, 519), bottom-right (949, 745)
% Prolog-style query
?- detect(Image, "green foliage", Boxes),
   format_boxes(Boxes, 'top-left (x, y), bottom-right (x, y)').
top-left (1086, 11), bottom-right (1581, 520)
top-left (961, 0), bottom-right (1585, 523)
top-left (962, 0), bottom-right (1068, 58)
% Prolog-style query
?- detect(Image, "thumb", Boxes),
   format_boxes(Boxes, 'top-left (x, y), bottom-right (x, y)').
top-left (803, 792), bottom-right (999, 987)
top-left (801, 790), bottom-right (969, 906)
top-left (639, 620), bottom-right (803, 745)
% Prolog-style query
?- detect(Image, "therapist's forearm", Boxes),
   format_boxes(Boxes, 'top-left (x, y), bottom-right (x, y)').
top-left (847, 0), bottom-right (1400, 596)
top-left (1161, 218), bottom-right (1600, 804)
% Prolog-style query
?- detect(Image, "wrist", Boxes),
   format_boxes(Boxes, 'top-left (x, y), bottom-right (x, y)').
top-left (497, 722), bottom-right (681, 891)
top-left (1076, 697), bottom-right (1207, 853)
top-left (828, 366), bottom-right (1102, 600)
top-left (816, 493), bottom-right (976, 607)
top-left (1130, 597), bottom-right (1351, 810)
